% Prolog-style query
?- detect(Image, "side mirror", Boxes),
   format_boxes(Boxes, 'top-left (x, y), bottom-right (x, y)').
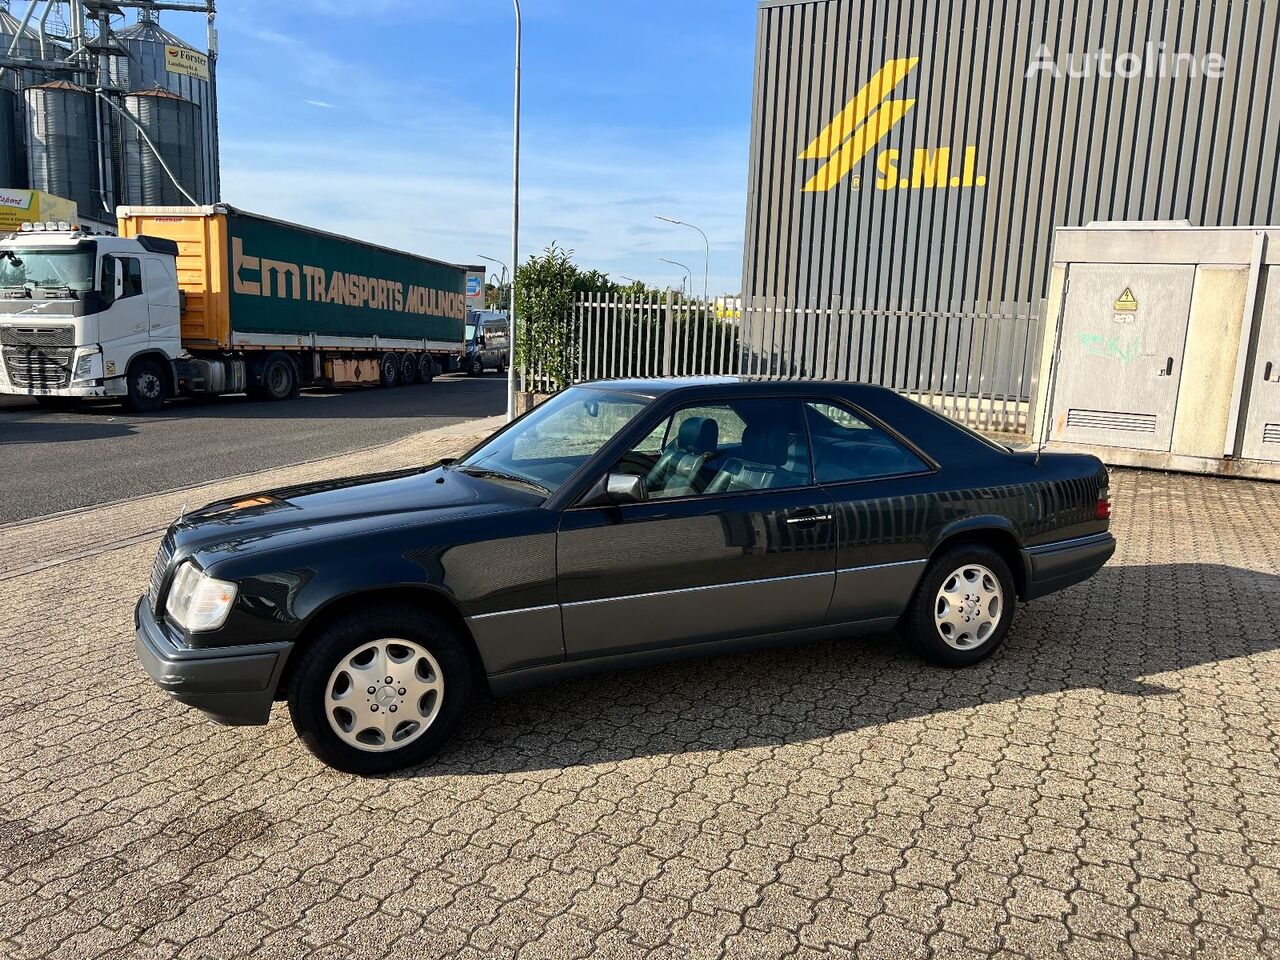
top-left (605, 472), bottom-right (647, 504)
top-left (100, 257), bottom-right (117, 304)
top-left (579, 472), bottom-right (648, 507)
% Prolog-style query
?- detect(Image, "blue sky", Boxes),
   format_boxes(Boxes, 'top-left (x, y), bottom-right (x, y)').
top-left (159, 0), bottom-right (758, 296)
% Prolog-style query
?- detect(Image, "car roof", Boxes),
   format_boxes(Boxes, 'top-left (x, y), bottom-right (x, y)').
top-left (586, 376), bottom-right (898, 402)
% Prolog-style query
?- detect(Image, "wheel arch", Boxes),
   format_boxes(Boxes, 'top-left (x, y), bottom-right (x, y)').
top-left (275, 584), bottom-right (485, 700)
top-left (929, 520), bottom-right (1028, 600)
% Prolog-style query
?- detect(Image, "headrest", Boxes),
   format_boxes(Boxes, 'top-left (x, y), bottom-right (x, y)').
top-left (677, 416), bottom-right (718, 454)
top-left (741, 422), bottom-right (789, 466)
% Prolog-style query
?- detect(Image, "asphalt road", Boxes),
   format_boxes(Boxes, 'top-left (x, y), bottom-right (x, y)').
top-left (0, 374), bottom-right (505, 523)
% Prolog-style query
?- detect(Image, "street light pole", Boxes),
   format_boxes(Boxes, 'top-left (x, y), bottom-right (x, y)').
top-left (477, 254), bottom-right (510, 309)
top-left (507, 0), bottom-right (522, 421)
top-left (655, 215), bottom-right (709, 302)
top-left (659, 258), bottom-right (693, 296)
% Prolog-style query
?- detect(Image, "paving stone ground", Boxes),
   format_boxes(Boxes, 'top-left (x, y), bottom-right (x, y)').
top-left (1, 427), bottom-right (1279, 959)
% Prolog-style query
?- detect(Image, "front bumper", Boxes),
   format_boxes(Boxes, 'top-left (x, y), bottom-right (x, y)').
top-left (134, 596), bottom-right (293, 726)
top-left (1021, 532), bottom-right (1116, 601)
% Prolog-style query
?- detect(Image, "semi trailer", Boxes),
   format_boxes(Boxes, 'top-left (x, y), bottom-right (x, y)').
top-left (0, 205), bottom-right (469, 412)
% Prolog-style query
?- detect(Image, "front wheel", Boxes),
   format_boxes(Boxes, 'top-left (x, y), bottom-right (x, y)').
top-left (467, 356), bottom-right (484, 376)
top-left (123, 358), bottom-right (167, 413)
top-left (286, 605), bottom-right (472, 774)
top-left (902, 545), bottom-right (1016, 667)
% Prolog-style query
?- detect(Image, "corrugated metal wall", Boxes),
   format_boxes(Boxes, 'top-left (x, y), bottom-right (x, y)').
top-left (741, 0), bottom-right (1280, 399)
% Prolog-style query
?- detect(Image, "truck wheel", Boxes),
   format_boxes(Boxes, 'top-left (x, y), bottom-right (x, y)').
top-left (123, 358), bottom-right (167, 413)
top-left (379, 353), bottom-right (399, 388)
top-left (417, 354), bottom-right (435, 384)
top-left (468, 356), bottom-right (484, 376)
top-left (286, 604), bottom-right (472, 775)
top-left (260, 356), bottom-right (297, 401)
top-left (901, 545), bottom-right (1017, 667)
top-left (399, 353), bottom-right (417, 385)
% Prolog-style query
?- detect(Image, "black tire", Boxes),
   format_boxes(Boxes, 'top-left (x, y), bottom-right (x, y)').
top-left (287, 604), bottom-right (473, 775)
top-left (123, 357), bottom-right (167, 413)
top-left (259, 355), bottom-right (296, 401)
top-left (417, 353), bottom-right (435, 384)
top-left (902, 545), bottom-right (1017, 667)
top-left (379, 353), bottom-right (399, 388)
top-left (400, 352), bottom-right (417, 385)
top-left (467, 355), bottom-right (484, 376)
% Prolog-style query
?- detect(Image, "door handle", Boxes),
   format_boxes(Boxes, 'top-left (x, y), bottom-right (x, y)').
top-left (1157, 356), bottom-right (1174, 377)
top-left (785, 510), bottom-right (832, 525)
top-left (133, 322), bottom-right (145, 333)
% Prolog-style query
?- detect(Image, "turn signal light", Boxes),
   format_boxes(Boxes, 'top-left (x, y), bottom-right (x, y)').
top-left (1095, 493), bottom-right (1111, 520)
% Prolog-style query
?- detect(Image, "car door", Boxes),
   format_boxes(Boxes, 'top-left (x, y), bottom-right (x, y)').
top-left (556, 397), bottom-right (837, 659)
top-left (144, 256), bottom-right (180, 342)
top-left (801, 400), bottom-right (938, 626)
top-left (99, 254), bottom-right (150, 357)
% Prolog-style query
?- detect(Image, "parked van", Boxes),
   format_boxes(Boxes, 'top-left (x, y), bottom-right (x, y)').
top-left (465, 310), bottom-right (509, 376)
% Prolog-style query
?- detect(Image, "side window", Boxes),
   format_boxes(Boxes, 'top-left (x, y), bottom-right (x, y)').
top-left (122, 257), bottom-right (143, 297)
top-left (804, 401), bottom-right (929, 482)
top-left (613, 398), bottom-right (813, 500)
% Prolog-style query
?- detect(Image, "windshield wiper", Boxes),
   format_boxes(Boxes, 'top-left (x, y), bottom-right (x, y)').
top-left (456, 466), bottom-right (551, 495)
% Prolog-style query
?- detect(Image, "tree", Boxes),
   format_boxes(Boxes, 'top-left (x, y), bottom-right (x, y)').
top-left (514, 243), bottom-right (617, 391)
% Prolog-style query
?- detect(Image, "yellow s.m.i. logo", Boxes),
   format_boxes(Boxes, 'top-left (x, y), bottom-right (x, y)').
top-left (799, 57), bottom-right (988, 194)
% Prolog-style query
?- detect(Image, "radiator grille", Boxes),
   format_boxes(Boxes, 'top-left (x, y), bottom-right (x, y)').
top-left (1263, 423), bottom-right (1280, 445)
top-left (1065, 408), bottom-right (1158, 434)
top-left (148, 537), bottom-right (175, 612)
top-left (2, 346), bottom-right (73, 388)
top-left (0, 325), bottom-right (73, 347)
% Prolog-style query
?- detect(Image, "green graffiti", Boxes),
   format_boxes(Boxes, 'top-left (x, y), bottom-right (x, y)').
top-left (1077, 331), bottom-right (1140, 365)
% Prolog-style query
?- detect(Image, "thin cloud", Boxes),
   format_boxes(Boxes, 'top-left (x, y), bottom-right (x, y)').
top-left (303, 99), bottom-right (335, 109)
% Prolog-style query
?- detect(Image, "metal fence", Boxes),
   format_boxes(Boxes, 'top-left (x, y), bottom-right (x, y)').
top-left (521, 292), bottom-right (1040, 434)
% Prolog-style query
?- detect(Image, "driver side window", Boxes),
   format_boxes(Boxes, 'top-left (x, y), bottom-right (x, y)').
top-left (612, 399), bottom-right (813, 500)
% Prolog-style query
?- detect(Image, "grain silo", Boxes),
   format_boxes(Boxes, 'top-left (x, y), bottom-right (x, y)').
top-left (120, 87), bottom-right (203, 206)
top-left (24, 80), bottom-right (100, 214)
top-left (110, 8), bottom-right (217, 203)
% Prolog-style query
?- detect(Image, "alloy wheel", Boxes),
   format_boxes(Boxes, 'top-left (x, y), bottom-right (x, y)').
top-left (934, 563), bottom-right (1003, 650)
top-left (324, 639), bottom-right (444, 752)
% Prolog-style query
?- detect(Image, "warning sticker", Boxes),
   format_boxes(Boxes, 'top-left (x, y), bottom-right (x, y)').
top-left (1114, 288), bottom-right (1138, 312)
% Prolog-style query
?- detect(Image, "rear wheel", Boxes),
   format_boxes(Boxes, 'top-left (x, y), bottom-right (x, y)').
top-left (902, 545), bottom-right (1016, 666)
top-left (379, 352), bottom-right (399, 388)
top-left (257, 355), bottom-right (296, 401)
top-left (416, 353), bottom-right (435, 384)
top-left (286, 605), bottom-right (472, 774)
top-left (123, 358), bottom-right (167, 413)
top-left (399, 353), bottom-right (417, 385)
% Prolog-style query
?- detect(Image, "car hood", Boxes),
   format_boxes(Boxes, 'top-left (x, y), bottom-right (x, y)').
top-left (169, 464), bottom-right (541, 557)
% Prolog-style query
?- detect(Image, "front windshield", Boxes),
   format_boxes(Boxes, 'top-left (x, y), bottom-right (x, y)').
top-left (0, 247), bottom-right (94, 292)
top-left (465, 324), bottom-right (477, 341)
top-left (456, 386), bottom-right (650, 494)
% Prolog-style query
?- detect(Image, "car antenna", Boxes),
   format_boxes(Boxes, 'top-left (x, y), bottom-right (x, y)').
top-left (1034, 271), bottom-right (1070, 467)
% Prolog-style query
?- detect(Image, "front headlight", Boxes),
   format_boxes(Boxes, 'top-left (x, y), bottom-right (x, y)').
top-left (165, 562), bottom-right (238, 632)
top-left (72, 348), bottom-right (102, 383)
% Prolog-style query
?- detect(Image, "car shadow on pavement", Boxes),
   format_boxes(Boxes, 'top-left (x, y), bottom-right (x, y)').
top-left (403, 561), bottom-right (1279, 779)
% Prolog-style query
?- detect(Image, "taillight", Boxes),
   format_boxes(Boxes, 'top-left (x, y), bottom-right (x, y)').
top-left (1095, 491), bottom-right (1111, 520)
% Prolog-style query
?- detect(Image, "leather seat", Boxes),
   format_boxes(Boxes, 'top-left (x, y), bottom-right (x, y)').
top-left (705, 421), bottom-right (792, 493)
top-left (645, 416), bottom-right (720, 497)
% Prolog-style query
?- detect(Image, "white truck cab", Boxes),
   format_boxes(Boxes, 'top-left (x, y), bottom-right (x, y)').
top-left (0, 221), bottom-right (181, 411)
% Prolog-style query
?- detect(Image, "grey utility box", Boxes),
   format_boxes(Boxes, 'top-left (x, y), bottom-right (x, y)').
top-left (1032, 223), bottom-right (1280, 480)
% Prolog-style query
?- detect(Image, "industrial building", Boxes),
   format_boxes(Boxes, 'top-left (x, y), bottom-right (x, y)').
top-left (0, 0), bottom-right (218, 230)
top-left (738, 0), bottom-right (1280, 445)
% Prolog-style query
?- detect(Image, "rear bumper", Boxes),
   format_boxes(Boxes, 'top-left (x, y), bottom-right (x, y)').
top-left (134, 597), bottom-right (292, 726)
top-left (1021, 532), bottom-right (1116, 601)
